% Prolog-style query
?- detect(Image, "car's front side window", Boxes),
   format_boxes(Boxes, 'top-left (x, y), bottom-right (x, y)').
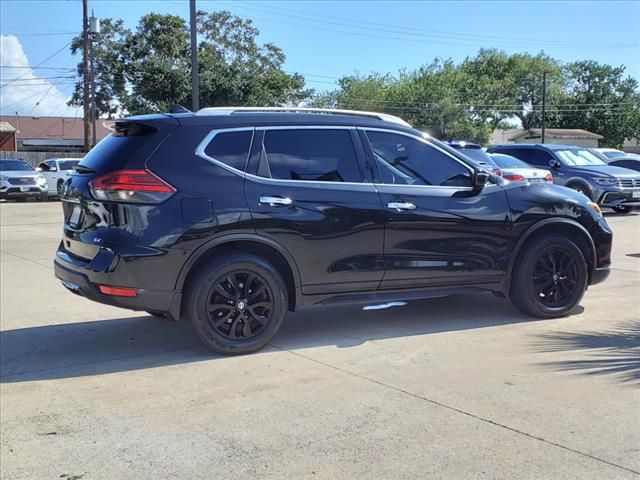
top-left (366, 130), bottom-right (473, 187)
top-left (257, 128), bottom-right (362, 183)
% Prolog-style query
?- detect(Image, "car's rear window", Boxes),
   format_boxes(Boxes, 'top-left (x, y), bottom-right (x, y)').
top-left (491, 154), bottom-right (530, 169)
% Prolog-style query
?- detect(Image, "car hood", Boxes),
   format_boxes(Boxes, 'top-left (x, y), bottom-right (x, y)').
top-left (567, 165), bottom-right (640, 178)
top-left (0, 170), bottom-right (40, 177)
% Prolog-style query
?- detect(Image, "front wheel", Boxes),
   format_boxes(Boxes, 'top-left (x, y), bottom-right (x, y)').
top-left (510, 235), bottom-right (588, 318)
top-left (567, 183), bottom-right (592, 200)
top-left (612, 206), bottom-right (632, 214)
top-left (185, 253), bottom-right (288, 355)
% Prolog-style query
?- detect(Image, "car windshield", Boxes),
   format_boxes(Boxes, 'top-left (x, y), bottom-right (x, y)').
top-left (555, 149), bottom-right (607, 166)
top-left (491, 154), bottom-right (530, 169)
top-left (0, 160), bottom-right (33, 171)
top-left (58, 160), bottom-right (80, 170)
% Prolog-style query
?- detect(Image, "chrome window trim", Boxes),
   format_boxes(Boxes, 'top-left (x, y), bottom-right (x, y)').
top-left (195, 127), bottom-right (255, 177)
top-left (195, 125), bottom-right (495, 191)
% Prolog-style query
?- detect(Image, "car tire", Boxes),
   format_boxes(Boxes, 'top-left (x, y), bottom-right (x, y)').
top-left (185, 253), bottom-right (288, 355)
top-left (567, 182), bottom-right (592, 200)
top-left (57, 180), bottom-right (65, 197)
top-left (612, 206), bottom-right (632, 214)
top-left (510, 235), bottom-right (588, 318)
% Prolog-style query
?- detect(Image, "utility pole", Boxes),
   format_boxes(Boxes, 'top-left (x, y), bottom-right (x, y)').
top-left (190, 0), bottom-right (199, 111)
top-left (82, 0), bottom-right (91, 152)
top-left (541, 71), bottom-right (547, 144)
top-left (89, 12), bottom-right (100, 147)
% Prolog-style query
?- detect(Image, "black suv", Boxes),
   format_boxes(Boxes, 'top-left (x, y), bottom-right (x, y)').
top-left (55, 108), bottom-right (612, 354)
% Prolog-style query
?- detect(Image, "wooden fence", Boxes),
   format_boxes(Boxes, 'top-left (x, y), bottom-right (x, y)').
top-left (0, 151), bottom-right (84, 167)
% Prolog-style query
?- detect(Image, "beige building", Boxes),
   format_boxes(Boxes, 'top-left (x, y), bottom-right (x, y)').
top-left (507, 128), bottom-right (603, 148)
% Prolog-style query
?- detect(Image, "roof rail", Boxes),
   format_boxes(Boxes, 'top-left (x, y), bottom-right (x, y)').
top-left (194, 107), bottom-right (411, 127)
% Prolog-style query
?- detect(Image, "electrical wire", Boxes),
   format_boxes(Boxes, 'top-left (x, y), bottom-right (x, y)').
top-left (0, 41), bottom-right (72, 88)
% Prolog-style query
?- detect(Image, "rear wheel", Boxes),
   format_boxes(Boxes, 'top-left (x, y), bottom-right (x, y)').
top-left (185, 253), bottom-right (288, 355)
top-left (57, 180), bottom-right (64, 197)
top-left (510, 235), bottom-right (588, 318)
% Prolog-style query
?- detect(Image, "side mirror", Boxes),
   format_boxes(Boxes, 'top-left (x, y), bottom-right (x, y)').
top-left (549, 159), bottom-right (560, 169)
top-left (473, 171), bottom-right (490, 189)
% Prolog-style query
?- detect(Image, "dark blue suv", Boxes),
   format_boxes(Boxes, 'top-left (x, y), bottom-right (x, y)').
top-left (487, 144), bottom-right (640, 213)
top-left (54, 108), bottom-right (613, 354)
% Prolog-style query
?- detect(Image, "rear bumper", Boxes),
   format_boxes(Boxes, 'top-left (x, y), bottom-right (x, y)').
top-left (54, 249), bottom-right (182, 320)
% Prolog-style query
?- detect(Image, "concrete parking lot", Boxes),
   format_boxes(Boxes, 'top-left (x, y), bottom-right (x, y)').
top-left (0, 202), bottom-right (638, 479)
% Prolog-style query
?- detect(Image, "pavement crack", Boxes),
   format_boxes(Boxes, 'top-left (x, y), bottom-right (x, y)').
top-left (0, 250), bottom-right (53, 270)
top-left (271, 344), bottom-right (640, 476)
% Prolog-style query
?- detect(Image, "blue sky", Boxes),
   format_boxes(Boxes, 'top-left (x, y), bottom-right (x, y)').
top-left (1, 0), bottom-right (639, 116)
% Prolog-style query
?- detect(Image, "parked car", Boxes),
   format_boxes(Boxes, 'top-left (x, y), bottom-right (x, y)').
top-left (55, 108), bottom-right (612, 355)
top-left (487, 144), bottom-right (640, 214)
top-left (446, 141), bottom-right (502, 175)
top-left (0, 159), bottom-right (48, 202)
top-left (489, 153), bottom-right (553, 183)
top-left (589, 148), bottom-right (626, 161)
top-left (608, 157), bottom-right (640, 172)
top-left (37, 158), bottom-right (81, 196)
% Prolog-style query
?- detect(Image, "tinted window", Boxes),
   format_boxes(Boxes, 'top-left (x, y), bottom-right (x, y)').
top-left (499, 148), bottom-right (552, 167)
top-left (0, 160), bottom-right (33, 171)
top-left (367, 131), bottom-right (472, 187)
top-left (58, 160), bottom-right (80, 170)
top-left (204, 130), bottom-right (253, 171)
top-left (259, 129), bottom-right (362, 182)
top-left (611, 160), bottom-right (640, 171)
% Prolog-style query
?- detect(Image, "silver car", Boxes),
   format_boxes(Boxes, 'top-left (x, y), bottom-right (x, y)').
top-left (0, 159), bottom-right (49, 202)
top-left (490, 153), bottom-right (553, 184)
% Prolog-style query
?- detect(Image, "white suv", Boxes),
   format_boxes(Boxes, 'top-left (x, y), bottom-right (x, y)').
top-left (37, 158), bottom-right (81, 196)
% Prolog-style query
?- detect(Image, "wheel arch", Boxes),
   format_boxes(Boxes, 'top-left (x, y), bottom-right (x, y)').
top-left (176, 234), bottom-right (302, 312)
top-left (506, 218), bottom-right (597, 293)
top-left (565, 178), bottom-right (594, 198)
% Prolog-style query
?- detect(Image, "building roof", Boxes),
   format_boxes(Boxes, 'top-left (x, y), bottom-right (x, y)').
top-left (0, 115), bottom-right (110, 141)
top-left (508, 128), bottom-right (603, 141)
top-left (0, 122), bottom-right (17, 133)
top-left (489, 128), bottom-right (523, 145)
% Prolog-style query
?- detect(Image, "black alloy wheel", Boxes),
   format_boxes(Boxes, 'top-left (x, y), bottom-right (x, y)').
top-left (206, 271), bottom-right (273, 340)
top-left (532, 247), bottom-right (579, 308)
top-left (186, 253), bottom-right (288, 355)
top-left (510, 235), bottom-right (588, 318)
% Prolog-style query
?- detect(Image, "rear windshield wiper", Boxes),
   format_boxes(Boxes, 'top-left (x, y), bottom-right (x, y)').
top-left (73, 164), bottom-right (95, 174)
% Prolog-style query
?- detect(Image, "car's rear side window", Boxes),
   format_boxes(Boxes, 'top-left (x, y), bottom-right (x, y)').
top-left (258, 129), bottom-right (362, 183)
top-left (204, 130), bottom-right (254, 171)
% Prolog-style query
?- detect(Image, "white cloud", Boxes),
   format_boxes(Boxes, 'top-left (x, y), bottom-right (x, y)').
top-left (0, 35), bottom-right (78, 116)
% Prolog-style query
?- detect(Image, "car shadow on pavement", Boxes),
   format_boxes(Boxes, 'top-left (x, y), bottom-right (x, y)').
top-left (532, 320), bottom-right (640, 386)
top-left (1, 292), bottom-right (565, 383)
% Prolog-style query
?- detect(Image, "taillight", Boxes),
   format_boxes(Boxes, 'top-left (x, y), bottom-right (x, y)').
top-left (545, 172), bottom-right (553, 184)
top-left (89, 169), bottom-right (175, 203)
top-left (491, 168), bottom-right (502, 176)
top-left (504, 173), bottom-right (526, 182)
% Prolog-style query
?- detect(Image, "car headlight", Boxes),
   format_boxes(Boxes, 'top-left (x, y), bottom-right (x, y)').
top-left (594, 177), bottom-right (618, 186)
top-left (588, 201), bottom-right (603, 218)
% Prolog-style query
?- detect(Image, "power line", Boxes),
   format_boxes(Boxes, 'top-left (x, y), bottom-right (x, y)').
top-left (2, 31), bottom-right (79, 37)
top-left (220, 1), bottom-right (639, 49)
top-left (0, 65), bottom-right (76, 71)
top-left (0, 41), bottom-right (72, 88)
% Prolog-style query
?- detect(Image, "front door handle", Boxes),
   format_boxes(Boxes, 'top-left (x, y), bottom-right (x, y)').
top-left (387, 201), bottom-right (416, 211)
top-left (259, 195), bottom-right (293, 207)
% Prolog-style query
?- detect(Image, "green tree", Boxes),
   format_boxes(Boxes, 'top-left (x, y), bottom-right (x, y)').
top-left (69, 11), bottom-right (311, 116)
top-left (552, 61), bottom-right (640, 147)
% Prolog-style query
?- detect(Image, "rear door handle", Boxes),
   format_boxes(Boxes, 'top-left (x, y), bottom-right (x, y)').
top-left (387, 201), bottom-right (416, 211)
top-left (259, 195), bottom-right (293, 207)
